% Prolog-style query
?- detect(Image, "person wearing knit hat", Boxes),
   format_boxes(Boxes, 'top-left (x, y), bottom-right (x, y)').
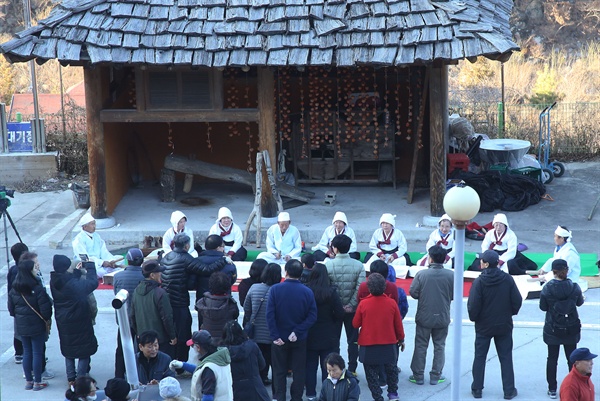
top-left (312, 211), bottom-right (361, 262)
top-left (364, 213), bottom-right (411, 279)
top-left (536, 226), bottom-right (582, 288)
top-left (468, 213), bottom-right (537, 275)
top-left (104, 378), bottom-right (130, 401)
top-left (161, 210), bottom-right (198, 258)
top-left (416, 214), bottom-right (455, 270)
top-left (72, 213), bottom-right (120, 278)
top-left (539, 258), bottom-right (585, 399)
top-left (159, 376), bottom-right (192, 401)
top-left (256, 211), bottom-right (302, 265)
top-left (49, 253), bottom-right (99, 385)
top-left (208, 207), bottom-right (247, 261)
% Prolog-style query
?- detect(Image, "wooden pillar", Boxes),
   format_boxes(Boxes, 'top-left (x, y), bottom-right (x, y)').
top-left (429, 65), bottom-right (448, 216)
top-left (257, 67), bottom-right (278, 217)
top-left (84, 66), bottom-right (108, 219)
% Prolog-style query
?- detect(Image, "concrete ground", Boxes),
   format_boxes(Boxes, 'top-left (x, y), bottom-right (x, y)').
top-left (1, 161), bottom-right (599, 400)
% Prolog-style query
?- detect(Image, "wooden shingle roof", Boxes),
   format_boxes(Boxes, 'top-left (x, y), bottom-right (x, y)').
top-left (1, 0), bottom-right (519, 67)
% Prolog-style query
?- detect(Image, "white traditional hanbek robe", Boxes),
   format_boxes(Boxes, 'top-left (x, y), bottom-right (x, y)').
top-left (256, 224), bottom-right (302, 265)
top-left (161, 210), bottom-right (197, 257)
top-left (312, 225), bottom-right (358, 255)
top-left (416, 228), bottom-right (455, 269)
top-left (209, 222), bottom-right (244, 254)
top-left (366, 228), bottom-right (409, 278)
top-left (481, 228), bottom-right (518, 273)
top-left (541, 242), bottom-right (581, 285)
top-left (72, 230), bottom-right (117, 278)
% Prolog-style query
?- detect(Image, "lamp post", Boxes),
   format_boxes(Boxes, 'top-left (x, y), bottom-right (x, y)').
top-left (443, 184), bottom-right (480, 401)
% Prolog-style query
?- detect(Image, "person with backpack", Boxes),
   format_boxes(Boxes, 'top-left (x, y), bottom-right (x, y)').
top-left (539, 259), bottom-right (584, 399)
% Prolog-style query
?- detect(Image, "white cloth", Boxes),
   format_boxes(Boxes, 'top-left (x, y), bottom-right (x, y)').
top-left (161, 211), bottom-right (197, 257)
top-left (191, 361), bottom-right (233, 401)
top-left (540, 242), bottom-right (581, 284)
top-left (312, 225), bottom-right (358, 254)
top-left (72, 230), bottom-right (116, 278)
top-left (208, 222), bottom-right (244, 254)
top-left (480, 228), bottom-right (518, 273)
top-left (416, 228), bottom-right (455, 268)
top-left (256, 224), bottom-right (302, 265)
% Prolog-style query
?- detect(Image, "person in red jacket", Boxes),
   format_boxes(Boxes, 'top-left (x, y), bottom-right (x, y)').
top-left (353, 273), bottom-right (404, 401)
top-left (560, 347), bottom-right (596, 401)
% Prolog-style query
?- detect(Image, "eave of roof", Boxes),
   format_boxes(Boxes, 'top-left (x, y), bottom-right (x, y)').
top-left (1, 0), bottom-right (520, 68)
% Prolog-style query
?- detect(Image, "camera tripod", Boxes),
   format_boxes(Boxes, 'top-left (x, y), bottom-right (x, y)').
top-left (2, 208), bottom-right (23, 268)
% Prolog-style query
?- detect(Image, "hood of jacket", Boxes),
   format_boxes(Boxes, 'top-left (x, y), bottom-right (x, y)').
top-left (198, 347), bottom-right (231, 368)
top-left (170, 210), bottom-right (187, 230)
top-left (478, 267), bottom-right (509, 286)
top-left (227, 340), bottom-right (254, 362)
top-left (546, 278), bottom-right (576, 299)
top-left (135, 279), bottom-right (160, 296)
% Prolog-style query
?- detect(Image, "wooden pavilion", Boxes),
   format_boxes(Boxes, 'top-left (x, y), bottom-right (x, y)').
top-left (1, 0), bottom-right (518, 220)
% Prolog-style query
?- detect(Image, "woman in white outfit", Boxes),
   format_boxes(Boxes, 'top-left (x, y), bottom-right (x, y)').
top-left (536, 226), bottom-right (585, 291)
top-left (312, 211), bottom-right (360, 261)
top-left (256, 212), bottom-right (302, 265)
top-left (416, 214), bottom-right (455, 269)
top-left (162, 210), bottom-right (198, 257)
top-left (365, 213), bottom-right (410, 279)
top-left (208, 207), bottom-right (247, 261)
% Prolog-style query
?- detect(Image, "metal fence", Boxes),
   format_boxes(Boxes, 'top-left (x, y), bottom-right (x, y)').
top-left (448, 102), bottom-right (600, 156)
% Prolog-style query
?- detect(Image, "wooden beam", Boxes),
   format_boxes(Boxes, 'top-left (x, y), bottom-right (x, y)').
top-left (257, 67), bottom-right (278, 217)
top-left (99, 109), bottom-right (260, 123)
top-left (429, 65), bottom-right (448, 216)
top-left (84, 66), bottom-right (108, 219)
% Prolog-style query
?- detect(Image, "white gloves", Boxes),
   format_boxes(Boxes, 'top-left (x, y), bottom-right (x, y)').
top-left (224, 255), bottom-right (233, 264)
top-left (169, 360), bottom-right (184, 371)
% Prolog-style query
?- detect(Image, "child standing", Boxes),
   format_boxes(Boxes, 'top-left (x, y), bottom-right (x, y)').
top-left (317, 353), bottom-right (360, 401)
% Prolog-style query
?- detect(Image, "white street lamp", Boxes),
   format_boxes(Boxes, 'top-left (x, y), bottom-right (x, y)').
top-left (443, 184), bottom-right (480, 401)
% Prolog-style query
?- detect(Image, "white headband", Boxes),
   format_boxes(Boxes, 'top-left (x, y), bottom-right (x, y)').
top-left (555, 226), bottom-right (572, 241)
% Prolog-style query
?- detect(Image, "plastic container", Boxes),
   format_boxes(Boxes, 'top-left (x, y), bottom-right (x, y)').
top-left (447, 153), bottom-right (470, 174)
top-left (510, 167), bottom-right (542, 182)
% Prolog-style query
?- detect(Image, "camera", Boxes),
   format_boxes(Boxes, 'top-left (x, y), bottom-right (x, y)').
top-left (0, 186), bottom-right (15, 198)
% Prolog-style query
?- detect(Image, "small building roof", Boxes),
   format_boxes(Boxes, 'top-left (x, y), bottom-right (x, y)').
top-left (1, 0), bottom-right (519, 67)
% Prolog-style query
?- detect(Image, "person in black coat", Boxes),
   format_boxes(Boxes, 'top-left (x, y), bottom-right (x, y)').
top-left (238, 258), bottom-right (267, 307)
top-left (7, 242), bottom-right (29, 365)
top-left (221, 320), bottom-right (270, 401)
top-left (113, 248), bottom-right (145, 378)
top-left (539, 259), bottom-right (585, 399)
top-left (305, 263), bottom-right (345, 400)
top-left (467, 250), bottom-right (522, 400)
top-left (8, 260), bottom-right (53, 391)
top-left (50, 254), bottom-right (98, 384)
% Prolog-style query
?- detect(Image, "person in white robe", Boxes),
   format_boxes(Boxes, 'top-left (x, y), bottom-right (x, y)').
top-left (416, 214), bottom-right (455, 269)
top-left (365, 213), bottom-right (410, 279)
top-left (311, 211), bottom-right (360, 261)
top-left (537, 226), bottom-right (585, 290)
top-left (162, 210), bottom-right (197, 257)
top-left (256, 212), bottom-right (302, 265)
top-left (208, 207), bottom-right (247, 261)
top-left (72, 213), bottom-right (120, 278)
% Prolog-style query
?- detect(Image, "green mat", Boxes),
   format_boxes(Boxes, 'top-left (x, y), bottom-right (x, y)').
top-left (246, 250), bottom-right (598, 276)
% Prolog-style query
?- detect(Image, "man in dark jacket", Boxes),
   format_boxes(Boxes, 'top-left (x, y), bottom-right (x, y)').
top-left (7, 242), bottom-right (29, 364)
top-left (49, 254), bottom-right (98, 383)
top-left (467, 250), bottom-right (522, 400)
top-left (409, 245), bottom-right (454, 386)
top-left (130, 260), bottom-right (177, 358)
top-left (193, 234), bottom-right (237, 329)
top-left (135, 330), bottom-right (175, 385)
top-left (160, 234), bottom-right (196, 368)
top-left (113, 248), bottom-right (145, 378)
top-left (267, 259), bottom-right (317, 401)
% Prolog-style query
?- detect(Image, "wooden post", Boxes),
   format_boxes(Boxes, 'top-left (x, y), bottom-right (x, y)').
top-left (160, 168), bottom-right (176, 202)
top-left (407, 67), bottom-right (430, 204)
top-left (257, 67), bottom-right (278, 217)
top-left (84, 66), bottom-right (108, 219)
top-left (429, 65), bottom-right (449, 216)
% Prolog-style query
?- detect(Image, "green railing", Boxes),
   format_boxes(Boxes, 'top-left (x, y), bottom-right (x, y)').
top-left (449, 102), bottom-right (600, 157)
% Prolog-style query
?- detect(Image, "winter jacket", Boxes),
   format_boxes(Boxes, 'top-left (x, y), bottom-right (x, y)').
top-left (243, 283), bottom-right (272, 344)
top-left (50, 267), bottom-right (99, 358)
top-left (410, 263), bottom-right (454, 329)
top-left (191, 250), bottom-right (236, 298)
top-left (467, 267), bottom-right (522, 336)
top-left (191, 348), bottom-right (233, 401)
top-left (266, 279), bottom-right (317, 342)
top-left (306, 286), bottom-right (345, 351)
top-left (130, 279), bottom-right (176, 343)
top-left (353, 294), bottom-right (404, 346)
top-left (559, 365), bottom-right (595, 401)
top-left (237, 277), bottom-right (258, 308)
top-left (539, 278), bottom-right (584, 345)
top-left (160, 248), bottom-right (196, 307)
top-left (113, 265), bottom-right (144, 319)
top-left (8, 284), bottom-right (53, 338)
top-left (196, 293), bottom-right (239, 339)
top-left (136, 350), bottom-right (175, 384)
top-left (317, 370), bottom-right (360, 401)
top-left (325, 254), bottom-right (366, 310)
top-left (227, 340), bottom-right (270, 401)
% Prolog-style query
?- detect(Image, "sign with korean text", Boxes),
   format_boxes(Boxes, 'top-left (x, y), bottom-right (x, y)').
top-left (7, 122), bottom-right (33, 152)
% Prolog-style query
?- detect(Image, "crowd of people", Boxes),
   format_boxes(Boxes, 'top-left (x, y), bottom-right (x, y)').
top-left (5, 209), bottom-right (596, 401)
